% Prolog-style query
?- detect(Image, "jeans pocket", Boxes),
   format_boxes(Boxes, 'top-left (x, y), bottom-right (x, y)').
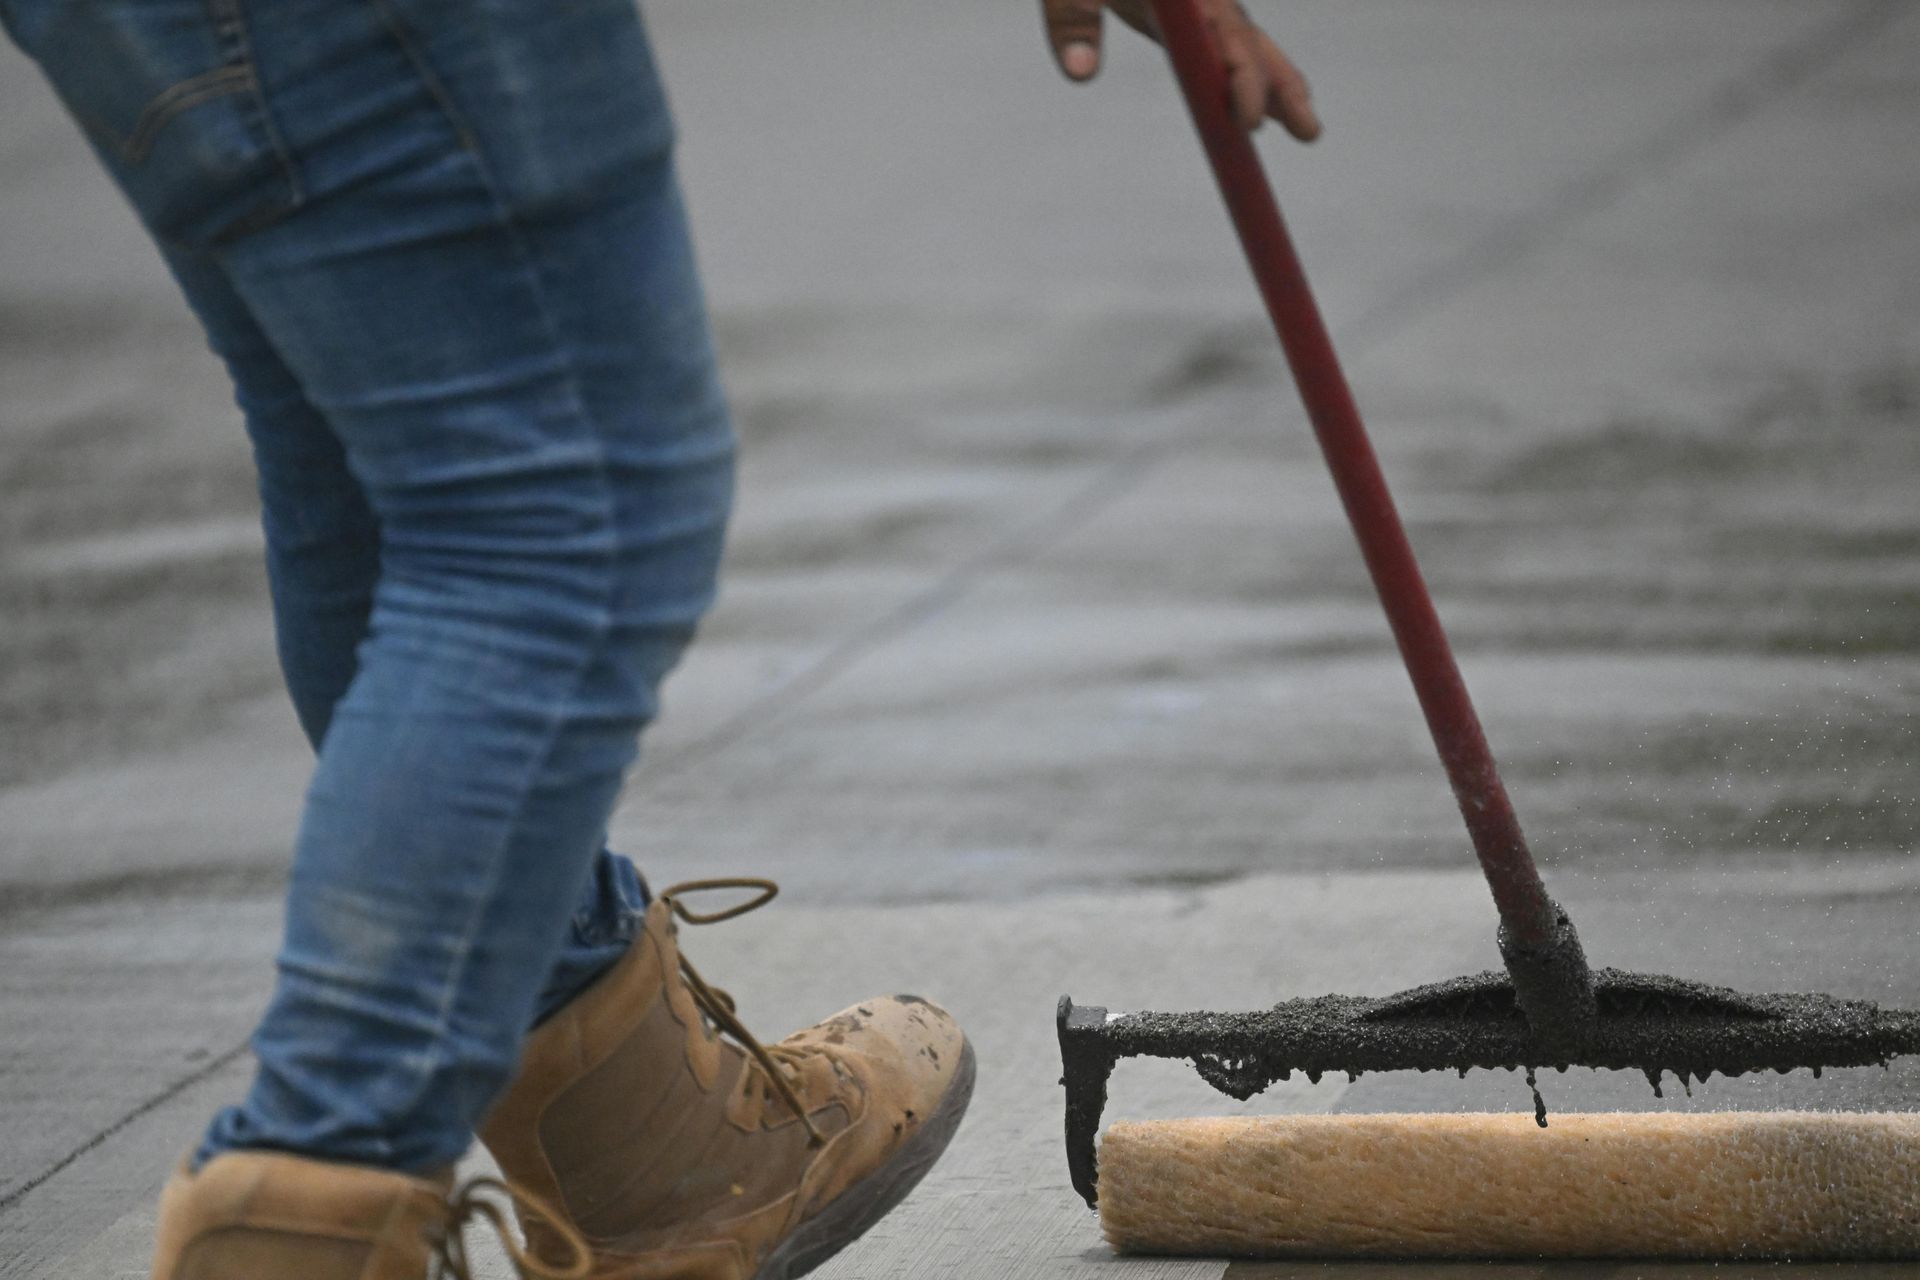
top-left (9, 0), bottom-right (299, 246)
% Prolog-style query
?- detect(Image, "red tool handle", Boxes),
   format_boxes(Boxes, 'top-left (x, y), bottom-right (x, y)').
top-left (1150, 0), bottom-right (1556, 946)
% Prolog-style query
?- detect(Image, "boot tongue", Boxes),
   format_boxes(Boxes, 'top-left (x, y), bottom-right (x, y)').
top-left (650, 878), bottom-right (825, 1143)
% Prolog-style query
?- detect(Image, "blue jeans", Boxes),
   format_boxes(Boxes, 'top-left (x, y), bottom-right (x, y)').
top-left (3, 0), bottom-right (733, 1172)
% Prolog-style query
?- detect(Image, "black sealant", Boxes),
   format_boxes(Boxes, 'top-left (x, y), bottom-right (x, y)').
top-left (1058, 970), bottom-right (1920, 1208)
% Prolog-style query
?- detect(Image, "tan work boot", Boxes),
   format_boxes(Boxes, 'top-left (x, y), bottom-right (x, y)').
top-left (151, 1149), bottom-right (589, 1279)
top-left (480, 878), bottom-right (975, 1280)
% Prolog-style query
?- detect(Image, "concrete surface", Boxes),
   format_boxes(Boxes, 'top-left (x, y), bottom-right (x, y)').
top-left (2, 0), bottom-right (1917, 1276)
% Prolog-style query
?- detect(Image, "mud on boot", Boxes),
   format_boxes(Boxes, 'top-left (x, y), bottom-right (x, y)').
top-left (479, 878), bottom-right (975, 1280)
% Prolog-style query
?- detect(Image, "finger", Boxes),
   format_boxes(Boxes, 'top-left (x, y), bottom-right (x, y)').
top-left (1042, 0), bottom-right (1106, 81)
top-left (1216, 22), bottom-right (1269, 131)
top-left (1255, 31), bottom-right (1321, 140)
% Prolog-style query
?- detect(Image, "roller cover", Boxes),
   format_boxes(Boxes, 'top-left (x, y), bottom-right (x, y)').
top-left (1099, 1111), bottom-right (1920, 1259)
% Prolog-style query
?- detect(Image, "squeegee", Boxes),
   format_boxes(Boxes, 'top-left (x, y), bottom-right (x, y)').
top-left (1057, 0), bottom-right (1920, 1258)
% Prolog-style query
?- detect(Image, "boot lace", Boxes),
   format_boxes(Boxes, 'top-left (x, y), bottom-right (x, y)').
top-left (431, 1176), bottom-right (591, 1280)
top-left (661, 878), bottom-right (827, 1147)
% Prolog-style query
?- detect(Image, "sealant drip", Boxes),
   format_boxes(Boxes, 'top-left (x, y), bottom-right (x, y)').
top-left (1526, 1065), bottom-right (1548, 1128)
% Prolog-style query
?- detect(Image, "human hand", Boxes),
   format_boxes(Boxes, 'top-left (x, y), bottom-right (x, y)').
top-left (1041, 0), bottom-right (1320, 139)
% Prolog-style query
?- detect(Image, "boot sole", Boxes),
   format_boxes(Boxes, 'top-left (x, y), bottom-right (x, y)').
top-left (753, 1036), bottom-right (978, 1280)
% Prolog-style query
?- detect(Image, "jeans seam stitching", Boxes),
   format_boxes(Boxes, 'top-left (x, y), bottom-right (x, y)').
top-left (209, 0), bottom-right (305, 206)
top-left (122, 66), bottom-right (253, 164)
top-left (362, 0), bottom-right (481, 155)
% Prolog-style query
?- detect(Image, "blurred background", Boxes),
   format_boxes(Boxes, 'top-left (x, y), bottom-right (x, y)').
top-left (2, 1), bottom-right (1916, 1275)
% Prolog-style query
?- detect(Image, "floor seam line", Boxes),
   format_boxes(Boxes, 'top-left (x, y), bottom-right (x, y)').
top-left (644, 432), bottom-right (1182, 779)
top-left (1336, 0), bottom-right (1906, 350)
top-left (0, 1039), bottom-right (249, 1217)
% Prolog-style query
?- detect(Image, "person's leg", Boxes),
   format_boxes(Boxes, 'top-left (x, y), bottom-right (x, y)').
top-left (9, 0), bottom-right (728, 1173)
top-left (180, 0), bottom-right (732, 1173)
top-left (164, 244), bottom-right (650, 1031)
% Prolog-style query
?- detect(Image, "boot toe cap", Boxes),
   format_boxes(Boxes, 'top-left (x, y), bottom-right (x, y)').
top-left (799, 994), bottom-right (970, 1120)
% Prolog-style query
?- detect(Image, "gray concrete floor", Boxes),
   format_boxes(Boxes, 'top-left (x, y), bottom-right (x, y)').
top-left (2, 0), bottom-right (1918, 1276)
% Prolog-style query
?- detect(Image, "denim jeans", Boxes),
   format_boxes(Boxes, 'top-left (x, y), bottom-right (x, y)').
top-left (3, 0), bottom-right (734, 1172)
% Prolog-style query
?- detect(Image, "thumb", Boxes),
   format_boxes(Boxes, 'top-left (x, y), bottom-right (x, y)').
top-left (1042, 0), bottom-right (1107, 81)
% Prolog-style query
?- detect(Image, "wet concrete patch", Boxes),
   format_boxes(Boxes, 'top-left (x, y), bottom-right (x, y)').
top-left (1415, 366), bottom-right (1920, 658)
